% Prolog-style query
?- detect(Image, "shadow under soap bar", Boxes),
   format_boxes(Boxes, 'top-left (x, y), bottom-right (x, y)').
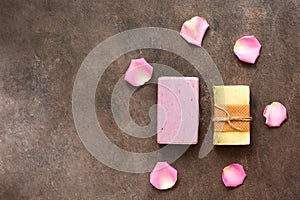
top-left (157, 77), bottom-right (199, 144)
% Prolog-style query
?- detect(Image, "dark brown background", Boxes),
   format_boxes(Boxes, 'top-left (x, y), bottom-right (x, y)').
top-left (0, 0), bottom-right (299, 199)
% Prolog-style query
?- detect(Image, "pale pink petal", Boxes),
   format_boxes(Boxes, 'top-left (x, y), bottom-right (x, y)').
top-left (222, 163), bottom-right (246, 187)
top-left (263, 102), bottom-right (287, 127)
top-left (150, 162), bottom-right (177, 190)
top-left (234, 36), bottom-right (262, 64)
top-left (124, 58), bottom-right (153, 87)
top-left (180, 16), bottom-right (209, 47)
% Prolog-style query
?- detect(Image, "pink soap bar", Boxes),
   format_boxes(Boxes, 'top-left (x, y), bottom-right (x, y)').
top-left (157, 77), bottom-right (199, 144)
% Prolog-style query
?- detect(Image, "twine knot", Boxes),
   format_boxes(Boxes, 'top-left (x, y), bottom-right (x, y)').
top-left (213, 104), bottom-right (252, 131)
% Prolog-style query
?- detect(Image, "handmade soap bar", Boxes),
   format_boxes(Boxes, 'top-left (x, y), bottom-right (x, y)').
top-left (213, 85), bottom-right (251, 145)
top-left (157, 77), bottom-right (199, 144)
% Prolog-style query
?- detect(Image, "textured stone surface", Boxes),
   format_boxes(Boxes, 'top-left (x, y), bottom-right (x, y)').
top-left (0, 0), bottom-right (299, 199)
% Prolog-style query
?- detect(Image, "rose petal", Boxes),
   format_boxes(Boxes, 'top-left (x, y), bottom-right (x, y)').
top-left (180, 16), bottom-right (209, 47)
top-left (124, 58), bottom-right (153, 87)
top-left (234, 36), bottom-right (262, 64)
top-left (222, 163), bottom-right (246, 187)
top-left (263, 102), bottom-right (287, 127)
top-left (150, 162), bottom-right (177, 190)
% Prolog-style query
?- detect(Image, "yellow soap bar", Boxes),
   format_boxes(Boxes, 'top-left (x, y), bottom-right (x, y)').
top-left (213, 85), bottom-right (249, 105)
top-left (213, 85), bottom-right (250, 145)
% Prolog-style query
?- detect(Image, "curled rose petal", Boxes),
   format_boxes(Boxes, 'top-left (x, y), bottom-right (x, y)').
top-left (150, 162), bottom-right (177, 190)
top-left (180, 16), bottom-right (209, 47)
top-left (234, 36), bottom-right (262, 64)
top-left (222, 163), bottom-right (246, 187)
top-left (263, 102), bottom-right (287, 127)
top-left (124, 58), bottom-right (153, 87)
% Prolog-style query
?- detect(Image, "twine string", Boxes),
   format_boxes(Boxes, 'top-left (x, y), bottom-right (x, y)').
top-left (213, 104), bottom-right (252, 131)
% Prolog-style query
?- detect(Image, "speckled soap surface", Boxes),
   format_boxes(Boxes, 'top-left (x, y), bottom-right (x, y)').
top-left (0, 0), bottom-right (299, 199)
top-left (157, 77), bottom-right (199, 144)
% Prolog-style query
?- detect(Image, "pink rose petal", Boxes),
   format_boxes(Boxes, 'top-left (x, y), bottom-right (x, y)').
top-left (263, 102), bottom-right (287, 127)
top-left (150, 162), bottom-right (177, 190)
top-left (222, 163), bottom-right (246, 187)
top-left (234, 36), bottom-right (262, 64)
top-left (180, 16), bottom-right (209, 47)
top-left (124, 58), bottom-right (153, 87)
